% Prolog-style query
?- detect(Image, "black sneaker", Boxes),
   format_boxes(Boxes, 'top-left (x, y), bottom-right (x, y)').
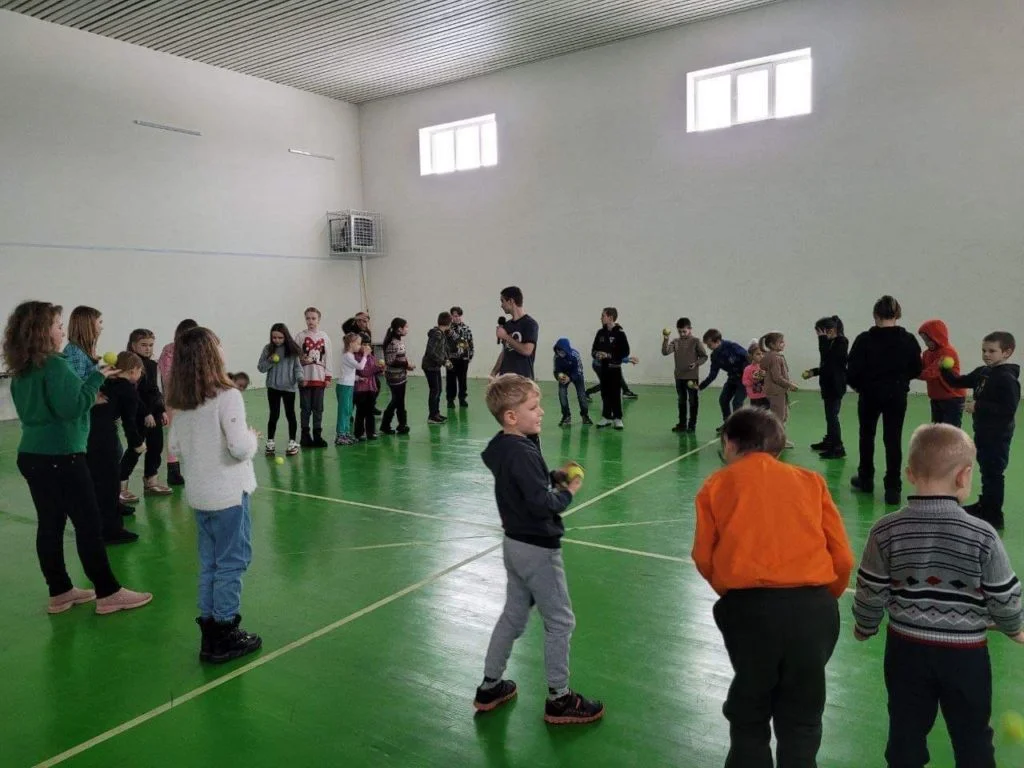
top-left (581, 415), bottom-right (593, 426)
top-left (396, 426), bottom-right (411, 435)
top-left (884, 488), bottom-right (902, 506)
top-left (104, 529), bottom-right (139, 546)
top-left (381, 427), bottom-right (396, 435)
top-left (672, 424), bottom-right (686, 433)
top-left (473, 679), bottom-right (518, 712)
top-left (119, 503), bottom-right (136, 517)
top-left (819, 446), bottom-right (846, 459)
top-left (459, 400), bottom-right (469, 408)
top-left (312, 432), bottom-right (329, 448)
top-left (207, 615), bottom-right (262, 664)
top-left (810, 440), bottom-right (831, 451)
top-left (623, 391), bottom-right (638, 400)
top-left (558, 416), bottom-right (571, 427)
top-left (428, 415), bottom-right (445, 424)
top-left (850, 476), bottom-right (874, 493)
top-left (166, 461), bottom-right (185, 486)
top-left (447, 401), bottom-right (456, 409)
top-left (300, 433), bottom-right (313, 448)
top-left (544, 690), bottom-right (605, 725)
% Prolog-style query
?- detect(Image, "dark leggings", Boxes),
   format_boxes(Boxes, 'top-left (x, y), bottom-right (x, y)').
top-left (382, 381), bottom-right (408, 429)
top-left (267, 388), bottom-right (297, 441)
top-left (354, 391), bottom-right (378, 438)
top-left (120, 419), bottom-right (164, 481)
top-left (17, 453), bottom-right (121, 598)
top-left (88, 431), bottom-right (125, 539)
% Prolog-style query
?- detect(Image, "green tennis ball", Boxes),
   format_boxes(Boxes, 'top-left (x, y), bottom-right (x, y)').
top-left (271, 354), bottom-right (280, 363)
top-left (274, 456), bottom-right (285, 465)
top-left (1002, 711), bottom-right (1024, 742)
top-left (566, 464), bottom-right (584, 482)
top-left (102, 352), bottom-right (118, 366)
top-left (941, 356), bottom-right (955, 370)
top-left (663, 328), bottom-right (671, 336)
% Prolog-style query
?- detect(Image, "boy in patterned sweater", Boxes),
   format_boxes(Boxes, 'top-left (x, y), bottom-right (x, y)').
top-left (445, 306), bottom-right (474, 409)
top-left (854, 424), bottom-right (1024, 768)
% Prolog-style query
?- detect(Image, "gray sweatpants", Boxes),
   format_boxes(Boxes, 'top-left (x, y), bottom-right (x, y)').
top-left (483, 537), bottom-right (576, 690)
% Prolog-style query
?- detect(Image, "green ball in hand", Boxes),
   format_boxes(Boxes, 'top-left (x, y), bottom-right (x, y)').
top-left (941, 356), bottom-right (955, 370)
top-left (271, 354), bottom-right (280, 363)
top-left (102, 352), bottom-right (118, 366)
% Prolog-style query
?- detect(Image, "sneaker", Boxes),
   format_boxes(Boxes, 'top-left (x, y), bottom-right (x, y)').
top-left (312, 433), bottom-right (328, 448)
top-left (120, 503), bottom-right (135, 517)
top-left (672, 424), bottom-right (686, 433)
top-left (428, 415), bottom-right (445, 424)
top-left (819, 446), bottom-right (846, 459)
top-left (596, 418), bottom-right (612, 429)
top-left (334, 435), bottom-right (347, 446)
top-left (143, 479), bottom-right (173, 496)
top-left (613, 419), bottom-right (624, 430)
top-left (104, 529), bottom-right (139, 546)
top-left (623, 391), bottom-right (638, 400)
top-left (884, 488), bottom-right (902, 506)
top-left (286, 440), bottom-right (299, 456)
top-left (166, 461), bottom-right (185, 486)
top-left (119, 488), bottom-right (139, 505)
top-left (810, 440), bottom-right (831, 451)
top-left (447, 401), bottom-right (456, 409)
top-left (300, 433), bottom-right (314, 448)
top-left (47, 587), bottom-right (96, 615)
top-left (581, 415), bottom-right (593, 426)
top-left (396, 426), bottom-right (411, 435)
top-left (206, 615), bottom-right (262, 664)
top-left (95, 588), bottom-right (153, 615)
top-left (459, 400), bottom-right (469, 408)
top-left (686, 425), bottom-right (696, 433)
top-left (473, 679), bottom-right (518, 712)
top-left (381, 427), bottom-right (396, 435)
top-left (544, 690), bottom-right (605, 725)
top-left (850, 476), bottom-right (874, 494)
top-left (558, 416), bottom-right (572, 427)
top-left (264, 439), bottom-right (276, 455)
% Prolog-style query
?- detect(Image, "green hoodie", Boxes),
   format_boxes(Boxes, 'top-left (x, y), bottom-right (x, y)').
top-left (11, 354), bottom-right (104, 455)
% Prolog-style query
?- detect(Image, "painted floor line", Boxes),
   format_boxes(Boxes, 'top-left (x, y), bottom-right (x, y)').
top-left (33, 542), bottom-right (503, 768)
top-left (278, 534), bottom-right (500, 556)
top-left (566, 518), bottom-right (687, 531)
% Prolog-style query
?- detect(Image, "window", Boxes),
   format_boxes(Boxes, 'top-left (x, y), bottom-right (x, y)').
top-left (419, 114), bottom-right (498, 175)
top-left (687, 49), bottom-right (812, 132)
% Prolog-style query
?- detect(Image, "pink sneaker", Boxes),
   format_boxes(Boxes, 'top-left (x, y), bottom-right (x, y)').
top-left (95, 588), bottom-right (153, 615)
top-left (47, 587), bottom-right (96, 614)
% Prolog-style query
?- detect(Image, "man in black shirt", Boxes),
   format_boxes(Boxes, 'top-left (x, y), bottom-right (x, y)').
top-left (492, 286), bottom-right (539, 380)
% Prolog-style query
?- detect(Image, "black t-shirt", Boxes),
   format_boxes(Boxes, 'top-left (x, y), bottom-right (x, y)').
top-left (499, 314), bottom-right (539, 380)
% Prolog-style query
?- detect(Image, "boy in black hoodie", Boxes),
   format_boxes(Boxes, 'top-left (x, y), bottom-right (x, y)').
top-left (847, 296), bottom-right (923, 506)
top-left (474, 374), bottom-right (604, 725)
top-left (120, 329), bottom-right (172, 502)
top-left (802, 316), bottom-right (849, 459)
top-left (591, 307), bottom-right (631, 430)
top-left (942, 331), bottom-right (1020, 529)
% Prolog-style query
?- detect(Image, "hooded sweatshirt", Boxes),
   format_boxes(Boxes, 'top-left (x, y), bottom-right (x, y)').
top-left (847, 326), bottom-right (923, 399)
top-left (257, 344), bottom-right (305, 392)
top-left (481, 432), bottom-right (573, 548)
top-left (809, 335), bottom-right (849, 400)
top-left (943, 363), bottom-right (1021, 434)
top-left (700, 340), bottom-right (748, 389)
top-left (918, 319), bottom-right (967, 401)
top-left (553, 338), bottom-right (585, 383)
top-left (592, 324), bottom-right (631, 371)
top-left (662, 335), bottom-right (708, 381)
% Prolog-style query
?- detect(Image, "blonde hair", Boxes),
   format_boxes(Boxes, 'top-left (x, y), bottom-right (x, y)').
top-left (485, 374), bottom-right (540, 424)
top-left (68, 305), bottom-right (101, 360)
top-left (908, 424), bottom-right (976, 481)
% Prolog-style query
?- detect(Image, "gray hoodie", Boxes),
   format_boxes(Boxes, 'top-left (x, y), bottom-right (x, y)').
top-left (257, 345), bottom-right (304, 392)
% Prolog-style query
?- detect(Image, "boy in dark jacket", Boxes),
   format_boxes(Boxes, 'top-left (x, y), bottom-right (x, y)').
top-left (699, 329), bottom-right (749, 432)
top-left (591, 308), bottom-right (631, 430)
top-left (121, 329), bottom-right (172, 502)
top-left (421, 312), bottom-right (453, 424)
top-left (553, 338), bottom-right (592, 427)
top-left (474, 374), bottom-right (604, 725)
top-left (942, 331), bottom-right (1020, 529)
top-left (803, 316), bottom-right (849, 459)
top-left (918, 319), bottom-right (967, 427)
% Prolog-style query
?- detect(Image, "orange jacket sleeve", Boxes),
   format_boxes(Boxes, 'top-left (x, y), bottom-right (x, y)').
top-left (819, 477), bottom-right (855, 598)
top-left (692, 483), bottom-right (718, 591)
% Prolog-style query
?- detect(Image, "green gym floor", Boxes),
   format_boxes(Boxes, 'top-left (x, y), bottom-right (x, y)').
top-left (1, 382), bottom-right (1022, 768)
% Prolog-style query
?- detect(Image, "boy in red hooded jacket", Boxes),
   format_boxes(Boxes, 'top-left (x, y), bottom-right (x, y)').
top-left (918, 319), bottom-right (967, 427)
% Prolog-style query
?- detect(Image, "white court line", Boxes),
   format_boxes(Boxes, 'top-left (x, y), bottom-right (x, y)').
top-left (36, 438), bottom-right (719, 766)
top-left (566, 518), bottom-right (686, 531)
top-left (32, 542), bottom-right (502, 768)
top-left (265, 487), bottom-right (502, 532)
top-left (278, 534), bottom-right (499, 556)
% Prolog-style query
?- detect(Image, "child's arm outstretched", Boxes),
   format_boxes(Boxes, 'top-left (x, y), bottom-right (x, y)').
top-left (941, 366), bottom-right (982, 390)
top-left (852, 529), bottom-right (889, 640)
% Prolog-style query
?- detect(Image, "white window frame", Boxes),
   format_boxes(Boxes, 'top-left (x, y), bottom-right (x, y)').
top-left (687, 49), bottom-right (812, 133)
top-left (419, 114), bottom-right (498, 176)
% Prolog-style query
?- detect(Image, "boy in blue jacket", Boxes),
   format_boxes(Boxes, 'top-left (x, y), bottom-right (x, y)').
top-left (553, 338), bottom-right (592, 427)
top-left (700, 329), bottom-right (750, 432)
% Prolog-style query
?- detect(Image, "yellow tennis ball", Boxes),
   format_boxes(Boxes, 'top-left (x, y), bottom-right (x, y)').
top-left (1003, 711), bottom-right (1024, 742)
top-left (688, 380), bottom-right (698, 390)
top-left (271, 354), bottom-right (280, 363)
top-left (102, 352), bottom-right (118, 366)
top-left (941, 356), bottom-right (955, 370)
top-left (663, 328), bottom-right (671, 336)
top-left (566, 464), bottom-right (584, 482)
top-left (274, 456), bottom-right (285, 465)
top-left (802, 370), bottom-right (813, 380)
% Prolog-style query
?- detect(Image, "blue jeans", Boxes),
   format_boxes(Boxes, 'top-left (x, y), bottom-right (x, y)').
top-left (196, 493), bottom-right (252, 622)
top-left (558, 378), bottom-right (589, 418)
top-left (718, 376), bottom-right (746, 422)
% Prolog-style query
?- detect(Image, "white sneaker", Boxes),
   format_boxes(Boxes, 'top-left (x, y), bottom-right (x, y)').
top-left (613, 419), bottom-right (624, 430)
top-left (784, 440), bottom-right (795, 449)
top-left (265, 439), bottom-right (276, 455)
top-left (596, 418), bottom-right (612, 428)
top-left (286, 440), bottom-right (299, 456)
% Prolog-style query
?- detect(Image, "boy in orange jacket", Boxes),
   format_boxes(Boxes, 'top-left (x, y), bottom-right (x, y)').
top-left (918, 319), bottom-right (967, 427)
top-left (692, 407), bottom-right (854, 768)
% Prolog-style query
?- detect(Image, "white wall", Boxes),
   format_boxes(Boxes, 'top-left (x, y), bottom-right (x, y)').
top-left (0, 10), bottom-right (364, 385)
top-left (359, 0), bottom-right (1024, 385)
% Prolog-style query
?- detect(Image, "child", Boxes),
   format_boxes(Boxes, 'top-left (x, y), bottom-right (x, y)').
top-left (918, 319), bottom-right (967, 427)
top-left (120, 329), bottom-right (172, 502)
top-left (230, 372), bottom-right (250, 391)
top-left (446, 306), bottom-right (474, 408)
top-left (802, 316), bottom-right (849, 459)
top-left (662, 318), bottom-right (708, 433)
top-left (742, 343), bottom-right (769, 409)
top-left (335, 332), bottom-right (366, 446)
top-left (474, 374), bottom-right (604, 724)
top-left (257, 323), bottom-right (305, 456)
top-left (853, 424), bottom-right (1023, 766)
top-left (159, 318), bottom-right (199, 486)
top-left (692, 407), bottom-right (854, 766)
top-left (64, 306), bottom-right (103, 380)
top-left (381, 318), bottom-right (415, 435)
top-left (5, 300), bottom-right (152, 615)
top-left (353, 334), bottom-right (379, 440)
top-left (167, 326), bottom-right (262, 665)
top-left (941, 331), bottom-right (1020, 530)
top-left (295, 307), bottom-right (333, 448)
top-left (699, 330), bottom-right (749, 432)
top-left (591, 308), bottom-right (631, 429)
top-left (760, 332), bottom-right (799, 447)
top-left (553, 337), bottom-right (592, 427)
top-left (422, 312), bottom-right (452, 424)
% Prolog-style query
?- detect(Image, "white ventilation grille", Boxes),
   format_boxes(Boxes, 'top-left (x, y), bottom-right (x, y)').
top-left (328, 211), bottom-right (384, 258)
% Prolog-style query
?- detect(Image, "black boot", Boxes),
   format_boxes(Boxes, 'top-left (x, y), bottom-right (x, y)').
top-left (166, 461), bottom-right (184, 486)
top-left (196, 616), bottom-right (215, 662)
top-left (312, 429), bottom-right (328, 448)
top-left (207, 615), bottom-right (262, 664)
top-left (300, 430), bottom-right (313, 448)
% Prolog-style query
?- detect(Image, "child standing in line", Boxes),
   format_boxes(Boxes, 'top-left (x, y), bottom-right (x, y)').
top-left (802, 316), bottom-right (849, 459)
top-left (446, 306), bottom-right (474, 409)
top-left (699, 330), bottom-right (749, 432)
top-left (918, 319), bottom-right (967, 427)
top-left (853, 424), bottom-right (1023, 767)
top-left (592, 308), bottom-right (630, 430)
top-left (257, 323), bottom-right (305, 457)
top-left (662, 318), bottom-right (708, 433)
top-left (553, 337), bottom-right (592, 427)
top-left (335, 332), bottom-right (365, 446)
top-left (353, 335), bottom-right (379, 441)
top-left (64, 306), bottom-right (103, 380)
top-left (693, 407), bottom-right (854, 767)
top-left (120, 329), bottom-right (172, 502)
top-left (381, 318), bottom-right (415, 435)
top-left (742, 343), bottom-right (769, 409)
top-left (941, 331), bottom-right (1020, 530)
top-left (295, 307), bottom-right (333, 448)
top-left (760, 332), bottom-right (799, 447)
top-left (474, 374), bottom-right (604, 725)
top-left (422, 312), bottom-right (453, 425)
top-left (159, 318), bottom-right (199, 486)
top-left (168, 326), bottom-right (262, 665)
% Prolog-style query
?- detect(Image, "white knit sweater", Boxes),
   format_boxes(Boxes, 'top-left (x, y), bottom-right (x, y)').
top-left (168, 388), bottom-right (258, 510)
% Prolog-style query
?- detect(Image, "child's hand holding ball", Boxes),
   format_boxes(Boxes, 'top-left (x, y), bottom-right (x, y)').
top-left (557, 373), bottom-right (569, 384)
top-left (271, 354), bottom-right (280, 363)
top-left (801, 370), bottom-right (813, 380)
top-left (102, 352), bottom-right (118, 366)
top-left (662, 328), bottom-right (671, 337)
top-left (941, 356), bottom-right (955, 370)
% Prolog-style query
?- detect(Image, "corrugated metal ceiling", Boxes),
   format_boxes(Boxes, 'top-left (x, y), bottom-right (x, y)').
top-left (0, 0), bottom-right (783, 103)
